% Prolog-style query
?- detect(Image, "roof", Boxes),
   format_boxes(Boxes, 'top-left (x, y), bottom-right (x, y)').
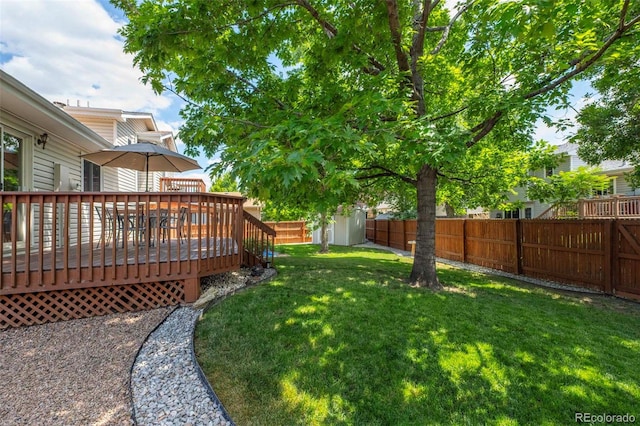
top-left (0, 70), bottom-right (111, 151)
top-left (554, 142), bottom-right (578, 155)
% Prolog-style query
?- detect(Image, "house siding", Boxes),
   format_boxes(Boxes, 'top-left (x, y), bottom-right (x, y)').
top-left (73, 117), bottom-right (115, 143)
top-left (615, 175), bottom-right (638, 196)
top-left (0, 116), bottom-right (90, 247)
top-left (116, 119), bottom-right (174, 192)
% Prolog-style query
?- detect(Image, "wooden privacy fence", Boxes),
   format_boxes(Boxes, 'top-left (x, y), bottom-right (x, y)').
top-left (365, 219), bottom-right (416, 251)
top-left (263, 221), bottom-right (312, 244)
top-left (366, 218), bottom-right (640, 300)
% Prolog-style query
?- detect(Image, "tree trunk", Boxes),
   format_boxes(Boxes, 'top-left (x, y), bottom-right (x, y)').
top-left (319, 211), bottom-right (330, 253)
top-left (445, 203), bottom-right (456, 218)
top-left (409, 164), bottom-right (442, 290)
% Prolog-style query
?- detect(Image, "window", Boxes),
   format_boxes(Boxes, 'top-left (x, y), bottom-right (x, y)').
top-left (545, 167), bottom-right (554, 177)
top-left (525, 208), bottom-right (532, 219)
top-left (83, 160), bottom-right (101, 191)
top-left (1, 129), bottom-right (22, 192)
top-left (594, 179), bottom-right (615, 197)
top-left (504, 209), bottom-right (520, 219)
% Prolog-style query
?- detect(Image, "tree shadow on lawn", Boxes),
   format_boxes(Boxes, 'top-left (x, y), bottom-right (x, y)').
top-left (196, 246), bottom-right (640, 425)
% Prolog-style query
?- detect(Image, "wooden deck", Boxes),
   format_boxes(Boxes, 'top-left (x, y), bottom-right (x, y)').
top-left (1, 192), bottom-right (246, 295)
top-left (1, 190), bottom-right (276, 328)
top-left (1, 237), bottom-right (239, 294)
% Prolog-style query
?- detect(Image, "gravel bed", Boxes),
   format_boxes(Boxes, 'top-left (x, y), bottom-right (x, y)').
top-left (131, 307), bottom-right (232, 426)
top-left (131, 267), bottom-right (276, 426)
top-left (0, 307), bottom-right (171, 426)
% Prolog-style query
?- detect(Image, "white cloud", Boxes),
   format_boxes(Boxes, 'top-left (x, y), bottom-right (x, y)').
top-left (0, 0), bottom-right (172, 113)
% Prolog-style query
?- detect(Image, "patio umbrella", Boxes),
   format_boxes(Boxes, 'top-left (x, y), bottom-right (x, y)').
top-left (81, 142), bottom-right (201, 191)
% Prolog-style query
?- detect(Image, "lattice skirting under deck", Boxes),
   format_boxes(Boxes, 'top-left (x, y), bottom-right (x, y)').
top-left (1, 281), bottom-right (185, 329)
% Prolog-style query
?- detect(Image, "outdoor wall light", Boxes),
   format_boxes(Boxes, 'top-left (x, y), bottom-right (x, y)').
top-left (37, 133), bottom-right (48, 149)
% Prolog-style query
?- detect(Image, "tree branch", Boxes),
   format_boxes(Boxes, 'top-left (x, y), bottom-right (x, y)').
top-left (357, 165), bottom-right (417, 185)
top-left (162, 84), bottom-right (271, 129)
top-left (429, 105), bottom-right (469, 122)
top-left (468, 111), bottom-right (503, 146)
top-left (411, 0), bottom-right (431, 61)
top-left (430, 1), bottom-right (473, 55)
top-left (295, 0), bottom-right (386, 74)
top-left (225, 69), bottom-right (288, 110)
top-left (385, 0), bottom-right (411, 72)
top-left (158, 3), bottom-right (296, 35)
top-left (467, 2), bottom-right (639, 148)
top-left (523, 9), bottom-right (633, 101)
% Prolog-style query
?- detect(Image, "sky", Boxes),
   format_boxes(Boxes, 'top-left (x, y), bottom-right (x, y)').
top-left (0, 0), bottom-right (215, 187)
top-left (1, 0), bottom-right (586, 191)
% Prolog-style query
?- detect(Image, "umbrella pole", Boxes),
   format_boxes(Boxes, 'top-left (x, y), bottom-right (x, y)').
top-left (145, 154), bottom-right (149, 192)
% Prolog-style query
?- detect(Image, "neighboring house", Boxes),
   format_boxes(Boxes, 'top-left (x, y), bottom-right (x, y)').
top-left (490, 142), bottom-right (638, 219)
top-left (369, 202), bottom-right (448, 219)
top-left (59, 103), bottom-right (177, 192)
top-left (311, 206), bottom-right (366, 246)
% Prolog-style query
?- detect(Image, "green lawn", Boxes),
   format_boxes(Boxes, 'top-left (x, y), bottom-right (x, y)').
top-left (194, 245), bottom-right (640, 425)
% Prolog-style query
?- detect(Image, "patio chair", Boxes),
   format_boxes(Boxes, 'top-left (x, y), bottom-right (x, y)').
top-left (95, 205), bottom-right (114, 248)
top-left (159, 207), bottom-right (188, 244)
top-left (3, 210), bottom-right (11, 243)
top-left (129, 211), bottom-right (157, 247)
top-left (95, 205), bottom-right (130, 248)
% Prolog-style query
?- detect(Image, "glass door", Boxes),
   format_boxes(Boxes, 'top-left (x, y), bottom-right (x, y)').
top-left (1, 126), bottom-right (24, 243)
top-left (1, 128), bottom-right (22, 191)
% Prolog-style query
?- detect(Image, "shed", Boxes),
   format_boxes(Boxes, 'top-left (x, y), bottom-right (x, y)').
top-left (312, 207), bottom-right (366, 246)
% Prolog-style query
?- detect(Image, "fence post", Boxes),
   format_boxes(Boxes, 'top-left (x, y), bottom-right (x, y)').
top-left (604, 219), bottom-right (615, 294)
top-left (402, 219), bottom-right (407, 251)
top-left (386, 220), bottom-right (390, 247)
top-left (461, 219), bottom-right (467, 263)
top-left (515, 219), bottom-right (523, 275)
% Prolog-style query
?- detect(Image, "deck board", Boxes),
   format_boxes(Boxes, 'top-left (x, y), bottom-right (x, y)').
top-left (2, 237), bottom-right (237, 273)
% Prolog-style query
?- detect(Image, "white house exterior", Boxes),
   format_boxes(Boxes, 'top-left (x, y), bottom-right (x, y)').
top-left (60, 104), bottom-right (177, 192)
top-left (1, 70), bottom-right (112, 194)
top-left (1, 70), bottom-right (179, 248)
top-left (1, 70), bottom-right (178, 195)
top-left (490, 142), bottom-right (638, 219)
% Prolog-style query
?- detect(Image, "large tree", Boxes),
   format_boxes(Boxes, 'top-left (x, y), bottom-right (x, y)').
top-left (114, 0), bottom-right (639, 289)
top-left (209, 171), bottom-right (240, 193)
top-left (572, 59), bottom-right (640, 188)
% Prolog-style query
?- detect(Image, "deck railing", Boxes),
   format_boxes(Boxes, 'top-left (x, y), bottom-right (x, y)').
top-left (160, 177), bottom-right (207, 192)
top-left (1, 192), bottom-right (244, 295)
top-left (578, 196), bottom-right (640, 218)
top-left (537, 196), bottom-right (640, 219)
top-left (243, 211), bottom-right (276, 268)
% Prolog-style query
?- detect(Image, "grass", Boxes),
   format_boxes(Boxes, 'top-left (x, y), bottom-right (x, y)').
top-left (194, 245), bottom-right (640, 425)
